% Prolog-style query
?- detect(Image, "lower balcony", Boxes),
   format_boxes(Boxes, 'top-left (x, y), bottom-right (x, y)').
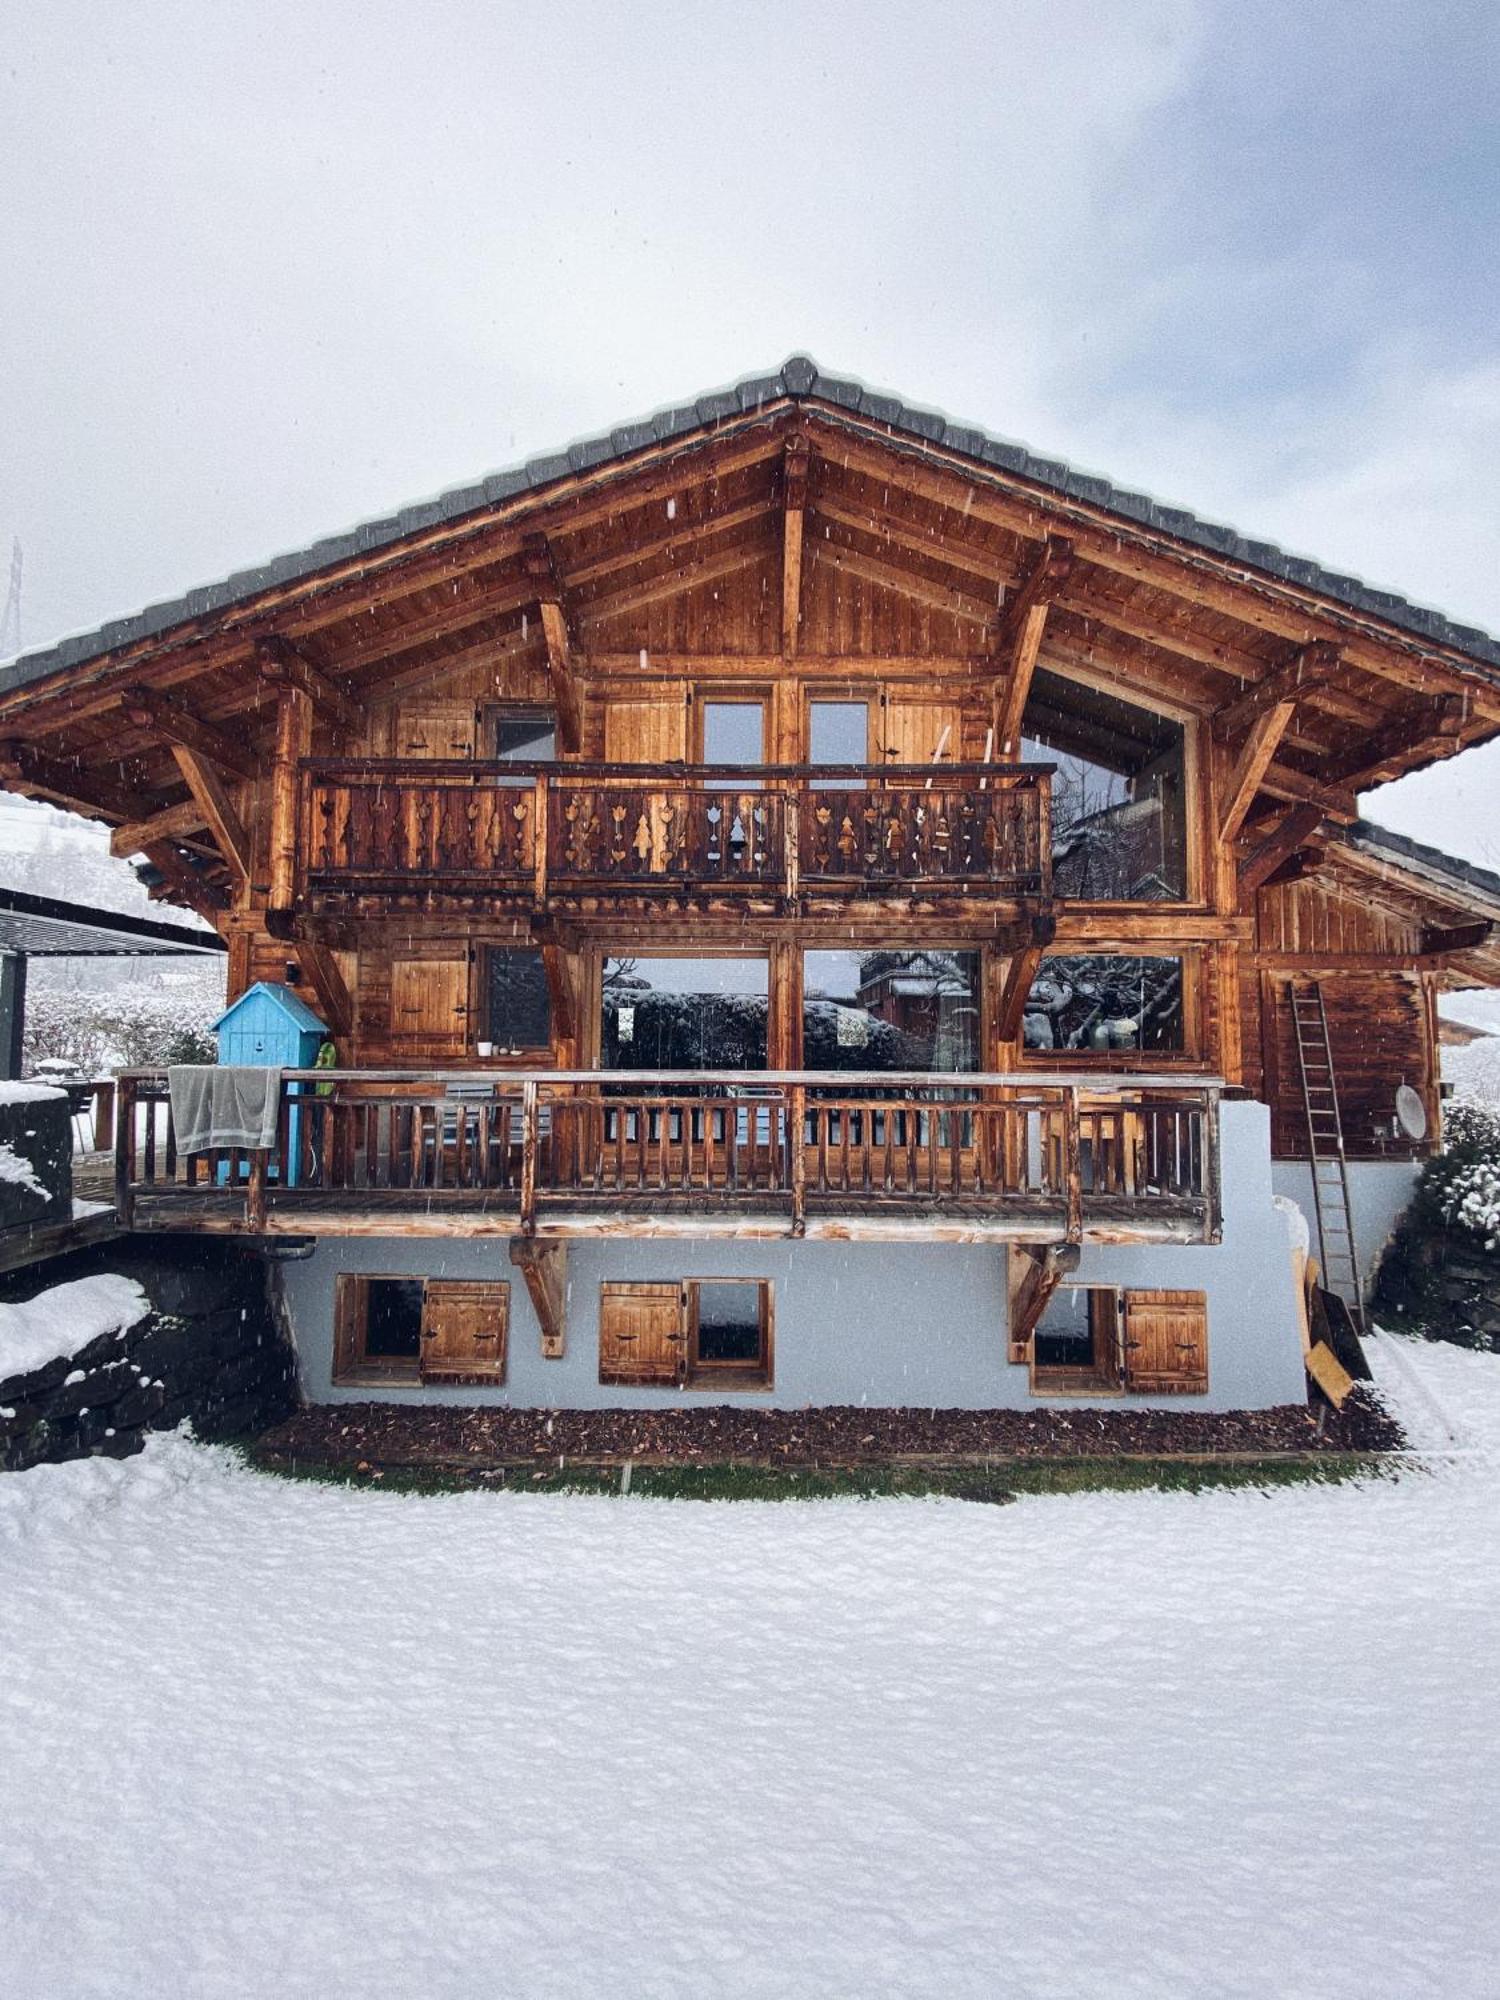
top-left (114, 1070), bottom-right (1222, 1246)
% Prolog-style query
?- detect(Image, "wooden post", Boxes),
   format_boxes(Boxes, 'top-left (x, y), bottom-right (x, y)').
top-left (1203, 1089), bottom-right (1223, 1244)
top-left (268, 684), bottom-right (311, 912)
top-left (247, 1148), bottom-right (269, 1231)
top-left (789, 1083), bottom-right (807, 1237)
top-left (114, 1076), bottom-right (136, 1229)
top-left (1063, 1088), bottom-right (1083, 1244)
top-left (532, 773), bottom-right (550, 910)
top-left (509, 1238), bottom-right (568, 1357)
top-left (92, 1078), bottom-right (116, 1153)
top-left (519, 1079), bottom-right (539, 1233)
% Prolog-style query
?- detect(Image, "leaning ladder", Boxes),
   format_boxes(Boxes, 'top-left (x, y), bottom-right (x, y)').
top-left (1289, 981), bottom-right (1364, 1331)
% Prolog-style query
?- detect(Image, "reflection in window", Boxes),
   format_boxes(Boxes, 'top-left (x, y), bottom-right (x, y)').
top-left (803, 950), bottom-right (980, 1072)
top-left (601, 957), bottom-right (768, 1070)
top-left (1022, 955), bottom-right (1184, 1053)
top-left (1021, 669), bottom-right (1186, 900)
top-left (486, 950), bottom-right (552, 1050)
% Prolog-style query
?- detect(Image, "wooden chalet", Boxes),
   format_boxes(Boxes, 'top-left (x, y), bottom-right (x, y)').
top-left (2, 356), bottom-right (1497, 1408)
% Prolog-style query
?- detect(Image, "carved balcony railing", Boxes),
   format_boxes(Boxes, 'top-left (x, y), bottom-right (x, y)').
top-left (114, 1069), bottom-right (1219, 1245)
top-left (299, 761), bottom-right (1052, 907)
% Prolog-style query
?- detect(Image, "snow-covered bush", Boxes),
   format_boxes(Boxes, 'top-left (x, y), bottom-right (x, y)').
top-left (1426, 1100), bottom-right (1500, 1253)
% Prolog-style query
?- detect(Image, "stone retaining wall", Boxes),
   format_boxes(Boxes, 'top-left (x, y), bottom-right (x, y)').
top-left (0, 1241), bottom-right (299, 1472)
top-left (1375, 1216), bottom-right (1500, 1350)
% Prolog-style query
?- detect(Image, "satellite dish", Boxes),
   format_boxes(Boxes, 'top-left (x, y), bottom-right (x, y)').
top-left (1395, 1085), bottom-right (1428, 1141)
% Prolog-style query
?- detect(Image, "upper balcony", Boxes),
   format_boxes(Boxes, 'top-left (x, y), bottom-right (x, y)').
top-left (297, 760), bottom-right (1052, 916)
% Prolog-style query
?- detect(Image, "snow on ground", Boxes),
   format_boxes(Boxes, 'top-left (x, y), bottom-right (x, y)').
top-left (1, 1340), bottom-right (1497, 2000)
top-left (1444, 1032), bottom-right (1500, 1105)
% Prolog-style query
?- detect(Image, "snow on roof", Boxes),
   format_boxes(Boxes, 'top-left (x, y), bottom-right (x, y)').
top-left (4, 356), bottom-right (1499, 696)
top-left (0, 1272), bottom-right (149, 1384)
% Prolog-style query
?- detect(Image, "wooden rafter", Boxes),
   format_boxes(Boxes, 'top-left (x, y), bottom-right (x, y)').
top-left (1421, 920), bottom-right (1493, 957)
top-left (0, 739), bottom-right (150, 823)
top-left (1218, 701), bottom-right (1296, 844)
top-left (1238, 804), bottom-right (1325, 891)
top-left (108, 797), bottom-right (210, 858)
top-left (521, 534), bottom-right (583, 752)
top-left (1211, 639), bottom-right (1343, 741)
top-left (254, 633), bottom-right (363, 736)
top-left (1329, 693), bottom-right (1469, 790)
top-left (1257, 761), bottom-right (1358, 821)
top-left (172, 747), bottom-right (249, 885)
top-left (781, 435), bottom-right (809, 657)
top-left (121, 683), bottom-right (260, 781)
top-left (991, 535), bottom-right (1074, 757)
top-left (139, 840), bottom-right (228, 921)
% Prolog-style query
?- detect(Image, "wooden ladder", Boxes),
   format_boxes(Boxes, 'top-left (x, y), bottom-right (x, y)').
top-left (1289, 980), bottom-right (1364, 1331)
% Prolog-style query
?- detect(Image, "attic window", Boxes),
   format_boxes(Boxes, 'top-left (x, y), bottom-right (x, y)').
top-left (1021, 669), bottom-right (1187, 901)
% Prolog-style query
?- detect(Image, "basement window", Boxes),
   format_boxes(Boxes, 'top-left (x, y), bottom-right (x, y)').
top-left (1026, 1285), bottom-right (1207, 1397)
top-left (334, 1274), bottom-right (508, 1386)
top-left (599, 1278), bottom-right (773, 1389)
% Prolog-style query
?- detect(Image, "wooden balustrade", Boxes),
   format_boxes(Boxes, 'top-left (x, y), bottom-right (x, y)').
top-left (298, 760), bottom-right (1052, 905)
top-left (114, 1069), bottom-right (1220, 1242)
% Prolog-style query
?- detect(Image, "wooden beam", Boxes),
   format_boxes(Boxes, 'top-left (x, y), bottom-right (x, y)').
top-left (139, 840), bottom-right (228, 921)
top-left (1257, 762), bottom-right (1358, 821)
top-left (254, 634), bottom-right (363, 736)
top-left (1258, 850), bottom-right (1326, 890)
top-left (1211, 640), bottom-right (1342, 741)
top-left (1421, 920), bottom-right (1494, 956)
top-left (1218, 700), bottom-right (1295, 844)
top-left (1239, 804), bottom-right (1326, 892)
top-left (1009, 1243), bottom-right (1077, 1361)
top-left (539, 942), bottom-right (578, 1044)
top-left (0, 739), bottom-right (151, 823)
top-left (521, 534), bottom-right (583, 752)
top-left (1329, 693), bottom-right (1469, 790)
top-left (992, 535), bottom-right (1074, 756)
top-left (996, 914), bottom-right (1057, 1042)
top-left (172, 747), bottom-right (250, 885)
top-left (781, 435), bottom-right (809, 657)
top-left (509, 1238), bottom-right (568, 1358)
top-left (295, 938), bottom-right (352, 1038)
top-left (268, 685), bottom-right (311, 910)
top-left (109, 797), bottom-right (209, 857)
top-left (121, 684), bottom-right (260, 781)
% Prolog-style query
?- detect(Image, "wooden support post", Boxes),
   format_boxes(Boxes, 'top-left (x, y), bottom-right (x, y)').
top-left (1062, 1090), bottom-right (1083, 1244)
top-left (540, 942), bottom-right (577, 1044)
top-left (1008, 1242), bottom-right (1078, 1363)
top-left (992, 535), bottom-right (1073, 757)
top-left (171, 747), bottom-right (250, 887)
top-left (789, 1083), bottom-right (807, 1238)
top-left (296, 939), bottom-right (353, 1039)
top-left (532, 772), bottom-right (550, 908)
top-left (246, 1148), bottom-right (269, 1231)
top-left (254, 633), bottom-right (364, 736)
top-left (1218, 700), bottom-right (1295, 844)
top-left (521, 535), bottom-right (583, 752)
top-left (121, 684), bottom-right (259, 781)
top-left (109, 798), bottom-right (209, 858)
top-left (781, 436), bottom-right (809, 658)
top-left (1238, 803), bottom-right (1325, 892)
top-left (269, 685), bottom-right (311, 912)
top-left (519, 1079), bottom-right (539, 1233)
top-left (1203, 1090), bottom-right (1223, 1244)
top-left (996, 915), bottom-right (1057, 1044)
top-left (509, 1238), bottom-right (568, 1357)
top-left (114, 1075), bottom-right (135, 1230)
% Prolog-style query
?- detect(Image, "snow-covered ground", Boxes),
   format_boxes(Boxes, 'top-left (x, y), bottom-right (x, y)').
top-left (1, 1339), bottom-right (1496, 2000)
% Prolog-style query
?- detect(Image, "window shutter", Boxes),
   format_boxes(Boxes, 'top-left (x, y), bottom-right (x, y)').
top-left (599, 1282), bottom-right (686, 1384)
top-left (399, 699), bottom-right (477, 759)
top-left (391, 958), bottom-right (469, 1048)
top-left (881, 697), bottom-right (963, 767)
top-left (603, 693), bottom-right (688, 764)
top-left (419, 1280), bottom-right (508, 1383)
top-left (1120, 1289), bottom-right (1208, 1394)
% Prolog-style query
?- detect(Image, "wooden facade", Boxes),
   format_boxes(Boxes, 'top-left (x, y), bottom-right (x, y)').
top-left (3, 362), bottom-right (1499, 1246)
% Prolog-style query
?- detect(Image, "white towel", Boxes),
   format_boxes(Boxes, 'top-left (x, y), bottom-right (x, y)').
top-left (168, 1066), bottom-right (282, 1153)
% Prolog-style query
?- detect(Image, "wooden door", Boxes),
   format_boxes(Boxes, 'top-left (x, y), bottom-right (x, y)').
top-left (420, 1280), bottom-right (508, 1383)
top-left (603, 690), bottom-right (688, 764)
top-left (598, 1281), bottom-right (685, 1384)
top-left (882, 696), bottom-right (964, 768)
top-left (1120, 1289), bottom-right (1208, 1394)
top-left (390, 956), bottom-right (470, 1050)
top-left (397, 698), bottom-right (477, 759)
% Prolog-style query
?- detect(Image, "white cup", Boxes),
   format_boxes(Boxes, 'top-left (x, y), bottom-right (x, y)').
top-left (476, 1040), bottom-right (495, 1058)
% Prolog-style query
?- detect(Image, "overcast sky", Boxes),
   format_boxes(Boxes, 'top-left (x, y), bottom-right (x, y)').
top-left (2, 1), bottom-right (1498, 864)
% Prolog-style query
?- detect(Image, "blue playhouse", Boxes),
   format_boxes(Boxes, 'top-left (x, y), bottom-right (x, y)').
top-left (211, 982), bottom-right (330, 1186)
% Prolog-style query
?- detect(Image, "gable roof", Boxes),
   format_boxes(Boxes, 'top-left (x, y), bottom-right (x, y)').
top-left (212, 980), bottom-right (329, 1036)
top-left (4, 354), bottom-right (1499, 698)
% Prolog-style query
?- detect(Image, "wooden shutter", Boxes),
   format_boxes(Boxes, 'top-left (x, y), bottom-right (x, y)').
top-left (390, 957), bottom-right (469, 1049)
top-left (881, 697), bottom-right (964, 768)
top-left (603, 691), bottom-right (687, 764)
top-left (1120, 1289), bottom-right (1208, 1394)
top-left (398, 698), bottom-right (476, 759)
top-left (420, 1280), bottom-right (508, 1383)
top-left (598, 1281), bottom-right (685, 1384)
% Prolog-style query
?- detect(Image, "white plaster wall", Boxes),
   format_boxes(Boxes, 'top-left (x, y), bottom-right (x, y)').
top-left (1270, 1159), bottom-right (1421, 1296)
top-left (276, 1103), bottom-right (1308, 1412)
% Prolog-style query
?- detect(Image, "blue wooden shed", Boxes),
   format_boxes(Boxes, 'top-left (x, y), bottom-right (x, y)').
top-left (212, 983), bottom-right (330, 1186)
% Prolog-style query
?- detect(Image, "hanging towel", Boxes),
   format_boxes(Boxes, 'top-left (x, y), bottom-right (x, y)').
top-left (168, 1066), bottom-right (282, 1154)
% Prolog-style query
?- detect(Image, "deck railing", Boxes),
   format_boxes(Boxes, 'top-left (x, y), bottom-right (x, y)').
top-left (114, 1069), bottom-right (1220, 1242)
top-left (299, 760), bottom-right (1052, 903)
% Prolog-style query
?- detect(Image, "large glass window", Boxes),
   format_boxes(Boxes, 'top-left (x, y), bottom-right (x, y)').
top-left (803, 950), bottom-right (980, 1072)
top-left (1021, 669), bottom-right (1186, 900)
top-left (1021, 955), bottom-right (1184, 1054)
top-left (702, 700), bottom-right (766, 766)
top-left (486, 949), bottom-right (552, 1051)
top-left (601, 956), bottom-right (768, 1070)
top-left (808, 700), bottom-right (870, 768)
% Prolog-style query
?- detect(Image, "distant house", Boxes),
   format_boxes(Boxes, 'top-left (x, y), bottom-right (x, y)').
top-left (1, 357), bottom-right (1498, 1410)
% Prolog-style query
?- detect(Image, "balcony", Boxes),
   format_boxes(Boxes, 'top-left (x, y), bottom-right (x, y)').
top-left (298, 760), bottom-right (1052, 913)
top-left (114, 1069), bottom-right (1220, 1246)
